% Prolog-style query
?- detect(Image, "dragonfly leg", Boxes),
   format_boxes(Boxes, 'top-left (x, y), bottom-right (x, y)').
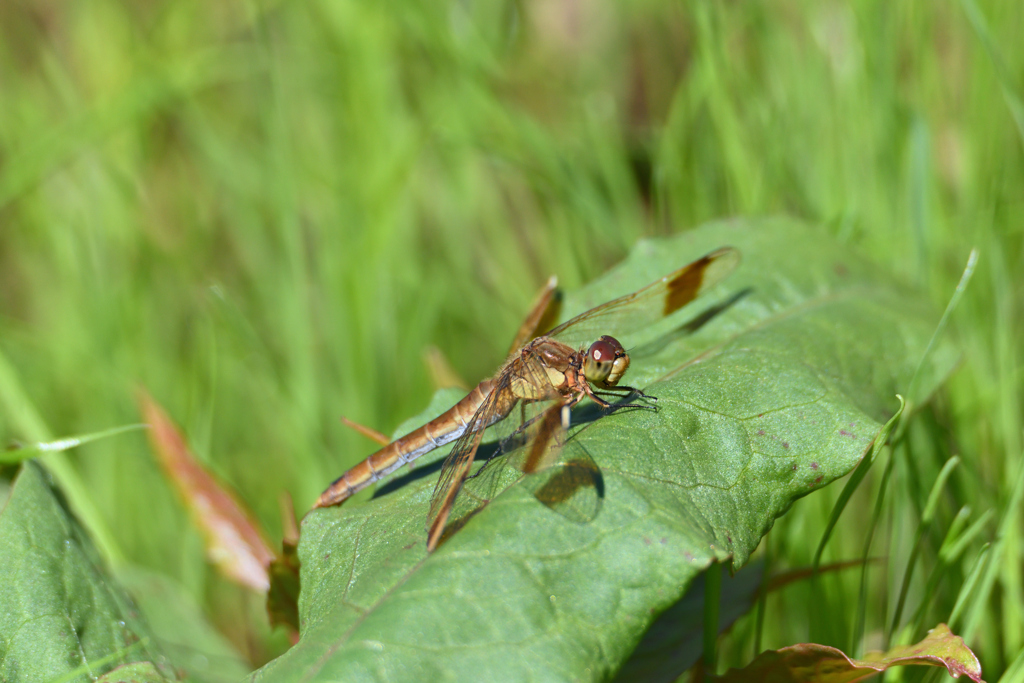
top-left (471, 401), bottom-right (554, 473)
top-left (508, 395), bottom-right (578, 442)
top-left (339, 415), bottom-right (391, 445)
top-left (591, 385), bottom-right (658, 411)
top-left (514, 403), bottom-right (552, 434)
top-left (600, 385), bottom-right (657, 401)
top-left (580, 382), bottom-right (614, 409)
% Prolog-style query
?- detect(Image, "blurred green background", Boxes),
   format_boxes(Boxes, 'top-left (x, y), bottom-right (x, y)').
top-left (1, 0), bottom-right (1022, 677)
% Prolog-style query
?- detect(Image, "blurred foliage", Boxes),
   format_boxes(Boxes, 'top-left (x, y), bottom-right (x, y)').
top-left (0, 0), bottom-right (1021, 677)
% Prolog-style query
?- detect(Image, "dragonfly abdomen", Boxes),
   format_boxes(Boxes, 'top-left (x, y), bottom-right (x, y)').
top-left (314, 379), bottom-right (497, 508)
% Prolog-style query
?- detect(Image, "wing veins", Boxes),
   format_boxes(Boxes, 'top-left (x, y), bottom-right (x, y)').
top-left (547, 247), bottom-right (740, 348)
top-left (426, 348), bottom-right (568, 549)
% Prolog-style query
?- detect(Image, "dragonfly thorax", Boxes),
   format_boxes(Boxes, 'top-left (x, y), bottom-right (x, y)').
top-left (583, 335), bottom-right (630, 388)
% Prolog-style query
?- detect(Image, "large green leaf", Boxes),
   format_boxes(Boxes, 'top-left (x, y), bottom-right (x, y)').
top-left (0, 462), bottom-right (177, 682)
top-left (252, 218), bottom-right (958, 682)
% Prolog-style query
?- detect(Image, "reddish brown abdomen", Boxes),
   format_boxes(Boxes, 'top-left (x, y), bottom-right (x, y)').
top-left (315, 379), bottom-right (498, 508)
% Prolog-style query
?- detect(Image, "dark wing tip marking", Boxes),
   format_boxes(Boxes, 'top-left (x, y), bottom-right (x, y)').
top-left (663, 247), bottom-right (740, 316)
top-left (664, 255), bottom-right (712, 316)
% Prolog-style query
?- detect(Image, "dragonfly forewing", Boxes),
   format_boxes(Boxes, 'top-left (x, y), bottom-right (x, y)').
top-left (547, 246), bottom-right (741, 350)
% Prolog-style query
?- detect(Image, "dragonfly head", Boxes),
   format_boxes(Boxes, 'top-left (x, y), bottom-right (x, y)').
top-left (583, 335), bottom-right (630, 388)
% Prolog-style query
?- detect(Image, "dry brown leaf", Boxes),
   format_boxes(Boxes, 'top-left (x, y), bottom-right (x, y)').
top-left (140, 391), bottom-right (274, 592)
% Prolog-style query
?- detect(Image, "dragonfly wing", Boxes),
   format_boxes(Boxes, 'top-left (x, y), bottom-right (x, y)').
top-left (425, 382), bottom-right (503, 551)
top-left (454, 397), bottom-right (561, 520)
top-left (517, 404), bottom-right (603, 524)
top-left (426, 350), bottom-right (561, 551)
top-left (547, 247), bottom-right (740, 349)
top-left (464, 402), bottom-right (604, 528)
top-left (507, 275), bottom-right (563, 355)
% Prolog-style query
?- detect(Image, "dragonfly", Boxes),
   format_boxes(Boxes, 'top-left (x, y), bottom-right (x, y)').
top-left (314, 246), bottom-right (741, 551)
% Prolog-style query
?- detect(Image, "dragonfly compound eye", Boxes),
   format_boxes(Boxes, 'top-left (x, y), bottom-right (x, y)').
top-left (584, 336), bottom-right (629, 386)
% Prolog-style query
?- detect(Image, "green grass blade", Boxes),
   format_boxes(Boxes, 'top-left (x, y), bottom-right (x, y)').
top-left (3, 424), bottom-right (148, 464)
top-left (959, 0), bottom-right (1024, 146)
top-left (907, 249), bottom-right (978, 407)
top-left (949, 544), bottom-right (992, 631)
top-left (998, 646), bottom-right (1024, 683)
top-left (963, 449), bottom-right (1024, 641)
top-left (0, 348), bottom-right (122, 562)
top-left (704, 561), bottom-right (722, 677)
top-left (814, 396), bottom-right (905, 570)
top-left (887, 455), bottom-right (960, 647)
